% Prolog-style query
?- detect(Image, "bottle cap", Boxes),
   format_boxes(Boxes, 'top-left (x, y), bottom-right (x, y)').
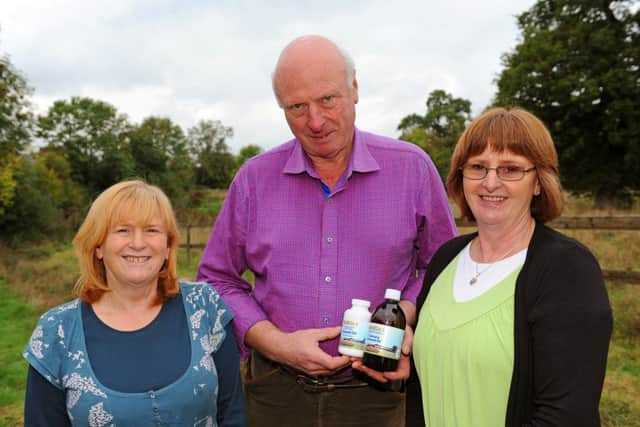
top-left (384, 289), bottom-right (401, 301)
top-left (352, 298), bottom-right (371, 308)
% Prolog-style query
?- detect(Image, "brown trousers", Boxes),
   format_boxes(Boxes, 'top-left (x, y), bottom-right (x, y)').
top-left (244, 351), bottom-right (406, 427)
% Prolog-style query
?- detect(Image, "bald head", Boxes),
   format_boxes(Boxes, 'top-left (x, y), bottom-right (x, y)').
top-left (272, 35), bottom-right (356, 106)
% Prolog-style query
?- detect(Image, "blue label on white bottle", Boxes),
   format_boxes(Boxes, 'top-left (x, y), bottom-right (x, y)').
top-left (339, 319), bottom-right (369, 351)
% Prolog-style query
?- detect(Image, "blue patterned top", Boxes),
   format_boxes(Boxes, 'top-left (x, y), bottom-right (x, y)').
top-left (23, 282), bottom-right (233, 427)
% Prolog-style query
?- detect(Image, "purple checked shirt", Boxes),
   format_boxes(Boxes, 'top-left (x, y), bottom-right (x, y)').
top-left (196, 129), bottom-right (457, 358)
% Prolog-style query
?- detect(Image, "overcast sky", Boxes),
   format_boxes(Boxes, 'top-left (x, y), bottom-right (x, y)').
top-left (1, 0), bottom-right (536, 153)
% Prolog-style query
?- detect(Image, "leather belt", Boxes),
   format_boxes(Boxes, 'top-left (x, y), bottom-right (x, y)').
top-left (249, 350), bottom-right (403, 392)
top-left (250, 350), bottom-right (368, 392)
top-left (294, 373), bottom-right (369, 393)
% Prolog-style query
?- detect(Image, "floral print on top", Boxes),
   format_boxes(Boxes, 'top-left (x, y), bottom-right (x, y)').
top-left (23, 282), bottom-right (232, 427)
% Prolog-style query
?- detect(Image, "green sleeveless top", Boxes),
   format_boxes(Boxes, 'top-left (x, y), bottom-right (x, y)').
top-left (413, 254), bottom-right (522, 427)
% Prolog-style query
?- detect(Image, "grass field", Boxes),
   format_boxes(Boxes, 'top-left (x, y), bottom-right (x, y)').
top-left (0, 278), bottom-right (38, 426)
top-left (1, 193), bottom-right (638, 426)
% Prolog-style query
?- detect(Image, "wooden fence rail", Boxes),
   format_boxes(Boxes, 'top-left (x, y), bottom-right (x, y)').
top-left (456, 216), bottom-right (640, 230)
top-left (603, 270), bottom-right (640, 283)
top-left (180, 216), bottom-right (640, 284)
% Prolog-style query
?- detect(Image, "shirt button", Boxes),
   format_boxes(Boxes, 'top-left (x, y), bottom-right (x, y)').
top-left (326, 236), bottom-right (333, 243)
top-left (322, 316), bottom-right (330, 325)
top-left (327, 198), bottom-right (333, 204)
top-left (153, 407), bottom-right (159, 413)
top-left (324, 275), bottom-right (332, 283)
top-left (149, 392), bottom-right (156, 399)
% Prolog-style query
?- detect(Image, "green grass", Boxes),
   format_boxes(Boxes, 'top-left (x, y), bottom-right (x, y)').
top-left (599, 280), bottom-right (640, 426)
top-left (0, 278), bottom-right (39, 426)
top-left (195, 200), bottom-right (223, 214)
top-left (177, 246), bottom-right (254, 286)
top-left (177, 247), bottom-right (204, 280)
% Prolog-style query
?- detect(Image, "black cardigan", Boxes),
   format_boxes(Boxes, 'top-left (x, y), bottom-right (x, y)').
top-left (411, 222), bottom-right (612, 427)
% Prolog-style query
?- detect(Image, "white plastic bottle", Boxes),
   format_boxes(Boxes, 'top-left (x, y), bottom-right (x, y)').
top-left (338, 299), bottom-right (372, 357)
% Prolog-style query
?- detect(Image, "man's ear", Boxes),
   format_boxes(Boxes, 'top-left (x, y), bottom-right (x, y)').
top-left (352, 76), bottom-right (359, 104)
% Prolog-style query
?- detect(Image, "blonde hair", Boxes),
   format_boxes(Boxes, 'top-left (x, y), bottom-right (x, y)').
top-left (447, 107), bottom-right (564, 223)
top-left (73, 179), bottom-right (180, 304)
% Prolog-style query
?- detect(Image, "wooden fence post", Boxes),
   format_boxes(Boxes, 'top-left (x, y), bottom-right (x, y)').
top-left (186, 224), bottom-right (192, 266)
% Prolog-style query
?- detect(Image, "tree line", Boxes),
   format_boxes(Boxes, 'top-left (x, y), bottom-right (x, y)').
top-left (2, 0), bottom-right (639, 243)
top-left (0, 63), bottom-right (262, 241)
top-left (398, 0), bottom-right (639, 207)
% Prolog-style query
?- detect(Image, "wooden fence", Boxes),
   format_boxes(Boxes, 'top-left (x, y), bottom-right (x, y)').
top-left (456, 216), bottom-right (640, 230)
top-left (181, 216), bottom-right (640, 284)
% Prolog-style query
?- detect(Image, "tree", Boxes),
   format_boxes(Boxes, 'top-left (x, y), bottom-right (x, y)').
top-left (128, 116), bottom-right (194, 207)
top-left (0, 54), bottom-right (33, 218)
top-left (0, 155), bottom-right (66, 242)
top-left (495, 0), bottom-right (640, 206)
top-left (233, 144), bottom-right (263, 176)
top-left (130, 117), bottom-right (183, 177)
top-left (35, 147), bottom-right (89, 226)
top-left (187, 119), bottom-right (235, 188)
top-left (398, 90), bottom-right (472, 181)
top-left (36, 97), bottom-right (134, 195)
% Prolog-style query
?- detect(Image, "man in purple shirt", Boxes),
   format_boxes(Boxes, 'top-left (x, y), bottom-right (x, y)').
top-left (197, 35), bottom-right (456, 427)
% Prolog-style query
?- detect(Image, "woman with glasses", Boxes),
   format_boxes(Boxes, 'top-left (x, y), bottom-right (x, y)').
top-left (411, 107), bottom-right (612, 426)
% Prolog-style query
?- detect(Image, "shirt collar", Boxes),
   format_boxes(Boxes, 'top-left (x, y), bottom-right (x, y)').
top-left (283, 128), bottom-right (380, 176)
top-left (349, 129), bottom-right (380, 174)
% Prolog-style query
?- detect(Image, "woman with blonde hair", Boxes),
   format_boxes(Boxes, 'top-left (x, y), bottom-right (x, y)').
top-left (24, 179), bottom-right (246, 426)
top-left (412, 107), bottom-right (612, 426)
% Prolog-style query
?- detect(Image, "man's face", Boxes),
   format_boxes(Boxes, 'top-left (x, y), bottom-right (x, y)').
top-left (275, 51), bottom-right (358, 161)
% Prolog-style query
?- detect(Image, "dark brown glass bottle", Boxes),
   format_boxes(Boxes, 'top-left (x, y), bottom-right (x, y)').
top-left (362, 289), bottom-right (406, 371)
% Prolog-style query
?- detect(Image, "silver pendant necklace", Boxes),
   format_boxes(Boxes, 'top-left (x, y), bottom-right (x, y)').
top-left (469, 221), bottom-right (535, 285)
top-left (469, 261), bottom-right (497, 285)
top-left (469, 243), bottom-right (515, 285)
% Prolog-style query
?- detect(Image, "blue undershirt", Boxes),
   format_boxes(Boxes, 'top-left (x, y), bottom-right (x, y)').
top-left (25, 294), bottom-right (246, 426)
top-left (321, 182), bottom-right (331, 198)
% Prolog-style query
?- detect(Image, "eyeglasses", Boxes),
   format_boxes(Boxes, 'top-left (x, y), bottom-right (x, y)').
top-left (460, 164), bottom-right (537, 181)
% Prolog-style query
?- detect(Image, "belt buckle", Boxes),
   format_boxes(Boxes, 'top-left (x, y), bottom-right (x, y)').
top-left (295, 373), bottom-right (366, 393)
top-left (296, 374), bottom-right (331, 392)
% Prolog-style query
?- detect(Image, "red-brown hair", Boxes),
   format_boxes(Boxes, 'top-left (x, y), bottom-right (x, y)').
top-left (447, 107), bottom-right (564, 223)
